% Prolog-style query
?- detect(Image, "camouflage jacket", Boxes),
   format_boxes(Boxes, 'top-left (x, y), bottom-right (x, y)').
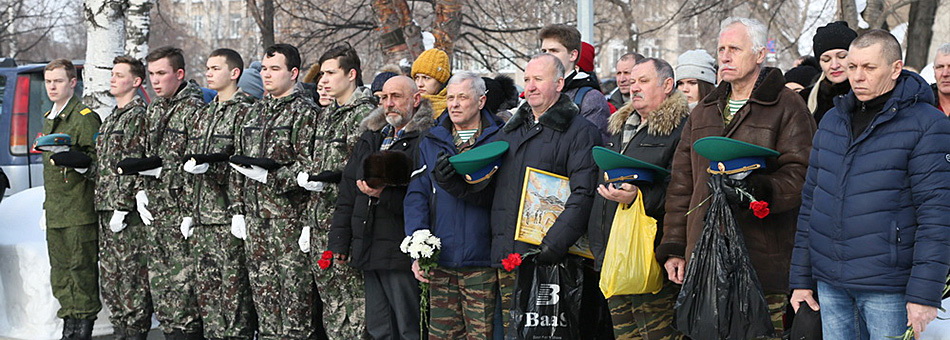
top-left (309, 87), bottom-right (376, 227)
top-left (183, 90), bottom-right (256, 225)
top-left (141, 80), bottom-right (206, 221)
top-left (230, 86), bottom-right (318, 219)
top-left (95, 96), bottom-right (148, 212)
top-left (41, 95), bottom-right (101, 228)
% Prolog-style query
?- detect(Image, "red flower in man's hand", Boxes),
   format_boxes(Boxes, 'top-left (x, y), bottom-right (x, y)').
top-left (749, 201), bottom-right (770, 219)
top-left (502, 253), bottom-right (523, 272)
top-left (318, 250), bottom-right (333, 269)
top-left (318, 258), bottom-right (332, 270)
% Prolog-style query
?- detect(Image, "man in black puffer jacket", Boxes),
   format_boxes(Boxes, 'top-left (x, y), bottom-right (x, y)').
top-left (329, 76), bottom-right (435, 340)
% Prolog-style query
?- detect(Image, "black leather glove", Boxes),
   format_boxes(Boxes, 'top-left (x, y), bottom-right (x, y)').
top-left (722, 175), bottom-right (772, 206)
top-left (116, 156), bottom-right (162, 175)
top-left (432, 151), bottom-right (457, 183)
top-left (50, 150), bottom-right (92, 168)
top-left (721, 176), bottom-right (753, 205)
top-left (184, 153), bottom-right (230, 165)
top-left (309, 170), bottom-right (342, 184)
top-left (535, 243), bottom-right (564, 265)
top-left (230, 155), bottom-right (282, 171)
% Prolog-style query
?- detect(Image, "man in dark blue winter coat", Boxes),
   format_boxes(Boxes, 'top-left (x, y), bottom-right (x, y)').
top-left (404, 71), bottom-right (505, 339)
top-left (790, 30), bottom-right (950, 340)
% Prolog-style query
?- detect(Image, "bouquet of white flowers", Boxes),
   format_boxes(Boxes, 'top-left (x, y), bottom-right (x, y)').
top-left (401, 229), bottom-right (441, 337)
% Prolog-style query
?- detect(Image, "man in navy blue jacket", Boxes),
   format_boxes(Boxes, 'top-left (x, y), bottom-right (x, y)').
top-left (790, 30), bottom-right (950, 339)
top-left (405, 72), bottom-right (505, 339)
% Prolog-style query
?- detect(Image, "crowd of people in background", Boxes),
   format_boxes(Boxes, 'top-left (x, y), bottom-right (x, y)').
top-left (34, 13), bottom-right (950, 340)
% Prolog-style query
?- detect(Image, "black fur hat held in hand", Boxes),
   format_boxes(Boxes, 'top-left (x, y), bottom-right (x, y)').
top-left (362, 150), bottom-right (412, 189)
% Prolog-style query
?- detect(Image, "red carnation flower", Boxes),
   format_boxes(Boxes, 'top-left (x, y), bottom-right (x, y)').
top-left (749, 201), bottom-right (770, 219)
top-left (502, 253), bottom-right (523, 272)
top-left (318, 258), bottom-right (332, 270)
top-left (321, 250), bottom-right (333, 260)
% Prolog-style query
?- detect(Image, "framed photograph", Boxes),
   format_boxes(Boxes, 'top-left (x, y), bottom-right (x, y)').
top-left (514, 167), bottom-right (593, 259)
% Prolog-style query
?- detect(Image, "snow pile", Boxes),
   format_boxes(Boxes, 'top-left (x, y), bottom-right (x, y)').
top-left (0, 187), bottom-right (113, 339)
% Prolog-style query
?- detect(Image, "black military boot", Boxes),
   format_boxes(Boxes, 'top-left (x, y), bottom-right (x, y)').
top-left (165, 330), bottom-right (185, 340)
top-left (60, 318), bottom-right (78, 340)
top-left (75, 319), bottom-right (95, 340)
top-left (111, 326), bottom-right (127, 340)
top-left (183, 331), bottom-right (204, 340)
top-left (125, 330), bottom-right (149, 340)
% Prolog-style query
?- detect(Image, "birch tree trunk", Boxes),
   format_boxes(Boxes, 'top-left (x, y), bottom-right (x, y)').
top-left (82, 0), bottom-right (126, 118)
top-left (124, 0), bottom-right (151, 60)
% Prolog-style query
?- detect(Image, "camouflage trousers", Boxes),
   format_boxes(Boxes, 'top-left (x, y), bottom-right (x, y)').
top-left (192, 223), bottom-right (257, 339)
top-left (47, 223), bottom-right (101, 320)
top-left (245, 216), bottom-right (315, 339)
top-left (98, 211), bottom-right (152, 334)
top-left (607, 280), bottom-right (685, 340)
top-left (310, 227), bottom-right (368, 340)
top-left (764, 293), bottom-right (788, 339)
top-left (148, 219), bottom-right (202, 333)
top-left (428, 266), bottom-right (497, 340)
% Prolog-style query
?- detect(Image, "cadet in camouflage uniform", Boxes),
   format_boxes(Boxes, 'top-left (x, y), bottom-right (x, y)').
top-left (95, 56), bottom-right (154, 340)
top-left (121, 47), bottom-right (206, 338)
top-left (298, 45), bottom-right (375, 340)
top-left (404, 73), bottom-right (502, 340)
top-left (39, 59), bottom-right (101, 340)
top-left (180, 49), bottom-right (257, 340)
top-left (229, 44), bottom-right (318, 340)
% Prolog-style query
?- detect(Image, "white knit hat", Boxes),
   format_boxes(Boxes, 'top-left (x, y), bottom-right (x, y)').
top-left (675, 50), bottom-right (716, 84)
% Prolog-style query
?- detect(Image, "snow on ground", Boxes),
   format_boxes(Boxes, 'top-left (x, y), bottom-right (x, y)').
top-left (0, 188), bottom-right (113, 339)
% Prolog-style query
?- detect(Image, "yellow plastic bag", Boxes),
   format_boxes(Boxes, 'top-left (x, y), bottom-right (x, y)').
top-left (599, 194), bottom-right (664, 298)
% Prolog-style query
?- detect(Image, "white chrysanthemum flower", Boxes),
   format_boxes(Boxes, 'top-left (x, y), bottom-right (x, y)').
top-left (400, 235), bottom-right (412, 253)
top-left (421, 246), bottom-right (434, 258)
top-left (408, 243), bottom-right (426, 259)
top-left (427, 236), bottom-right (441, 249)
top-left (414, 229), bottom-right (432, 240)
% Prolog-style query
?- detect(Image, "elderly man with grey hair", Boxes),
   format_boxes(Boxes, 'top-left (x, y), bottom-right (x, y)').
top-left (932, 43), bottom-right (950, 116)
top-left (658, 17), bottom-right (816, 337)
top-left (404, 71), bottom-right (506, 339)
top-left (432, 54), bottom-right (602, 332)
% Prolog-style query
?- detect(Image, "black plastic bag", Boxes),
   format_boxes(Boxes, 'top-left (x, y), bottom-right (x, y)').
top-left (674, 175), bottom-right (774, 340)
top-left (507, 254), bottom-right (584, 340)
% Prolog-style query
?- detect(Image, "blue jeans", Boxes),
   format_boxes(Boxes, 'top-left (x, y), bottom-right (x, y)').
top-left (817, 281), bottom-right (908, 340)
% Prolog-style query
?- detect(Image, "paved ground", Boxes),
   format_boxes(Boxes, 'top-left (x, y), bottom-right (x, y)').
top-left (91, 329), bottom-right (163, 339)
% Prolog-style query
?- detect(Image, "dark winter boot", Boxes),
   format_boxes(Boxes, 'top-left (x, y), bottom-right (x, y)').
top-left (165, 330), bottom-right (185, 340)
top-left (111, 326), bottom-right (128, 340)
top-left (126, 331), bottom-right (149, 340)
top-left (75, 319), bottom-right (95, 340)
top-left (183, 331), bottom-right (204, 340)
top-left (60, 318), bottom-right (78, 340)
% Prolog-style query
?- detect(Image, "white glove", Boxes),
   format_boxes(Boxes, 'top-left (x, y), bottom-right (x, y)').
top-left (138, 167), bottom-right (162, 178)
top-left (230, 163), bottom-right (268, 183)
top-left (75, 168), bottom-right (88, 174)
top-left (135, 190), bottom-right (154, 225)
top-left (231, 215), bottom-right (247, 240)
top-left (296, 172), bottom-right (325, 192)
top-left (298, 226), bottom-right (311, 253)
top-left (110, 210), bottom-right (129, 233)
top-left (39, 210), bottom-right (47, 230)
top-left (180, 217), bottom-right (194, 239)
top-left (183, 159), bottom-right (209, 174)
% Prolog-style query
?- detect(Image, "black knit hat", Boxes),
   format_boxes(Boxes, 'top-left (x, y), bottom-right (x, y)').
top-left (371, 72), bottom-right (399, 93)
top-left (813, 21), bottom-right (857, 58)
top-left (784, 65), bottom-right (821, 88)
